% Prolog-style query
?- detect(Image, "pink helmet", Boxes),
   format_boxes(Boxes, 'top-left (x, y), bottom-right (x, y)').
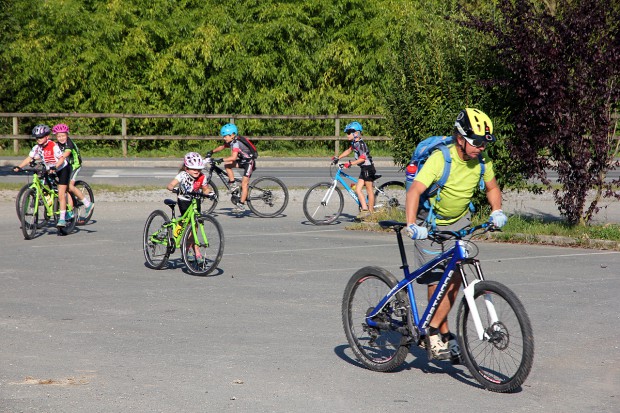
top-left (52, 123), bottom-right (70, 134)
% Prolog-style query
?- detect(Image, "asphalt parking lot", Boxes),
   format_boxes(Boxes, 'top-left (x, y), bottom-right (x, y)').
top-left (1, 193), bottom-right (619, 412)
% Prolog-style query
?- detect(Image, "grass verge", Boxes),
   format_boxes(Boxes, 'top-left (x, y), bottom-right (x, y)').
top-left (347, 208), bottom-right (620, 251)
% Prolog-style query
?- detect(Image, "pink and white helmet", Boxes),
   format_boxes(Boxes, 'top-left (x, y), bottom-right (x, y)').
top-left (52, 123), bottom-right (70, 134)
top-left (184, 152), bottom-right (204, 170)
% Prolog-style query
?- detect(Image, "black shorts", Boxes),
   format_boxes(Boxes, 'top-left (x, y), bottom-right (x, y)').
top-left (236, 159), bottom-right (256, 178)
top-left (178, 199), bottom-right (201, 216)
top-left (359, 165), bottom-right (376, 182)
top-left (56, 165), bottom-right (72, 186)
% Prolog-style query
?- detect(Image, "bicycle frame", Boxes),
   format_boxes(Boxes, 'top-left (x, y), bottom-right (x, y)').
top-left (204, 161), bottom-right (235, 191)
top-left (28, 168), bottom-right (59, 218)
top-left (321, 165), bottom-right (364, 207)
top-left (365, 223), bottom-right (496, 342)
top-left (156, 197), bottom-right (208, 250)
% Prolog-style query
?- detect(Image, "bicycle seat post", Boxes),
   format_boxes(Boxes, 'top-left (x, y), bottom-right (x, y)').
top-left (394, 227), bottom-right (410, 271)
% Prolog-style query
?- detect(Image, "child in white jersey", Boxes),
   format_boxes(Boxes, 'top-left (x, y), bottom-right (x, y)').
top-left (166, 152), bottom-right (212, 262)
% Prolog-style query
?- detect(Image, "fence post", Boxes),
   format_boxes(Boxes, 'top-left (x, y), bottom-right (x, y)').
top-left (12, 116), bottom-right (19, 154)
top-left (334, 117), bottom-right (340, 156)
top-left (121, 117), bottom-right (128, 157)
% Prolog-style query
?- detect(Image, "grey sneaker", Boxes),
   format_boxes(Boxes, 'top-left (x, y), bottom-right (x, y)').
top-left (227, 182), bottom-right (240, 194)
top-left (429, 333), bottom-right (450, 360)
top-left (233, 203), bottom-right (246, 213)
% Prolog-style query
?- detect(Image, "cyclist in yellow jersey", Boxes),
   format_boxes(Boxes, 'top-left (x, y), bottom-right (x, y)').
top-left (405, 108), bottom-right (507, 361)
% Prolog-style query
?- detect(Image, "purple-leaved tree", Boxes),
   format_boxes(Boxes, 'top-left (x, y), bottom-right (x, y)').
top-left (468, 0), bottom-right (620, 225)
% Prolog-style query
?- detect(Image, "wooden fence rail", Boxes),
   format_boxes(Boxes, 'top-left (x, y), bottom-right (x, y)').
top-left (0, 113), bottom-right (388, 156)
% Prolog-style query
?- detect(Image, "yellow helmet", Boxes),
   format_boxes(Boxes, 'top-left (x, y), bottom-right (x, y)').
top-left (454, 108), bottom-right (496, 144)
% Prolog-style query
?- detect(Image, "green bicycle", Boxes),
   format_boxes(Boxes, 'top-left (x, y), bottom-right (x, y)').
top-left (16, 161), bottom-right (78, 239)
top-left (143, 190), bottom-right (225, 276)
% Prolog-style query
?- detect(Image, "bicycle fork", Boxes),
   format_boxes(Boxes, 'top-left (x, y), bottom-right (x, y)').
top-left (461, 261), bottom-right (500, 341)
top-left (320, 181), bottom-right (339, 206)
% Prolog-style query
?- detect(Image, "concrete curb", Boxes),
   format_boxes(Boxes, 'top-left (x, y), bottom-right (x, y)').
top-left (0, 156), bottom-right (398, 168)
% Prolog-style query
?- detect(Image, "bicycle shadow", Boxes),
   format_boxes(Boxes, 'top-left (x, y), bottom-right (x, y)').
top-left (216, 207), bottom-right (288, 219)
top-left (143, 258), bottom-right (225, 278)
top-left (333, 343), bottom-right (487, 390)
top-left (299, 212), bottom-right (359, 226)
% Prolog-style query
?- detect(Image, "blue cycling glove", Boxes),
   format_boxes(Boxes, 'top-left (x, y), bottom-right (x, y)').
top-left (406, 224), bottom-right (428, 240)
top-left (490, 209), bottom-right (508, 228)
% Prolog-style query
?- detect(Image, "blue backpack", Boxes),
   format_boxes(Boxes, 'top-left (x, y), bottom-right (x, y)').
top-left (405, 135), bottom-right (485, 227)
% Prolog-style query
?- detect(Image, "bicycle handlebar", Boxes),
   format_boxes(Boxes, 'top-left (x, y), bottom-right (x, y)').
top-left (204, 156), bottom-right (224, 165)
top-left (171, 188), bottom-right (211, 199)
top-left (378, 220), bottom-right (498, 242)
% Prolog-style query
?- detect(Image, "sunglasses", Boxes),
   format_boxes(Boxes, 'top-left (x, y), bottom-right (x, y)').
top-left (464, 136), bottom-right (486, 148)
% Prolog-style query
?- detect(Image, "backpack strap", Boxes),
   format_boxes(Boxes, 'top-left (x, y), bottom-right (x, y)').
top-left (477, 154), bottom-right (485, 190)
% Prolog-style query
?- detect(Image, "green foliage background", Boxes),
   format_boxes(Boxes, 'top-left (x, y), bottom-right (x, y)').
top-left (1, 0), bottom-right (618, 223)
top-left (0, 0), bottom-right (407, 154)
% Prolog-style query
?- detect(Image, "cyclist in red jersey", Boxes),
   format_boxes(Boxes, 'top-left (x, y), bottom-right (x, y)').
top-left (13, 124), bottom-right (73, 227)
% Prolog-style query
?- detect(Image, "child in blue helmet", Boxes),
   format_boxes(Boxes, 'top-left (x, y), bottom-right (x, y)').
top-left (208, 123), bottom-right (256, 213)
top-left (331, 121), bottom-right (376, 219)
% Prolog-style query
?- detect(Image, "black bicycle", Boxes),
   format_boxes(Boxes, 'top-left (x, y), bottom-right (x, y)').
top-left (200, 156), bottom-right (289, 217)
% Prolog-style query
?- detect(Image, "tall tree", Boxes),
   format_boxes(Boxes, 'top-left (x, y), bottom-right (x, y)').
top-left (383, 0), bottom-right (522, 201)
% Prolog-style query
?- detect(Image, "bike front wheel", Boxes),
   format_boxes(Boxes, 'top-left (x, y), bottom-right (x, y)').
top-left (303, 182), bottom-right (344, 225)
top-left (20, 188), bottom-right (45, 240)
top-left (73, 180), bottom-right (95, 224)
top-left (15, 183), bottom-right (30, 220)
top-left (342, 266), bottom-right (411, 372)
top-left (374, 181), bottom-right (406, 212)
top-left (143, 210), bottom-right (172, 270)
top-left (456, 280), bottom-right (534, 393)
top-left (181, 214), bottom-right (225, 275)
top-left (246, 177), bottom-right (289, 217)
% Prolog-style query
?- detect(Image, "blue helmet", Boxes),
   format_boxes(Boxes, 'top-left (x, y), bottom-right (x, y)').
top-left (220, 123), bottom-right (238, 137)
top-left (344, 121), bottom-right (363, 134)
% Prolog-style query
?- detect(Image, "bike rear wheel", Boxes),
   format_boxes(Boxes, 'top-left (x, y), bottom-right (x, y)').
top-left (53, 193), bottom-right (78, 234)
top-left (202, 180), bottom-right (219, 214)
top-left (303, 182), bottom-right (344, 225)
top-left (143, 210), bottom-right (172, 270)
top-left (181, 214), bottom-right (224, 276)
top-left (73, 180), bottom-right (95, 224)
top-left (342, 266), bottom-right (411, 372)
top-left (20, 188), bottom-right (45, 240)
top-left (456, 280), bottom-right (534, 392)
top-left (374, 181), bottom-right (406, 212)
top-left (246, 177), bottom-right (289, 217)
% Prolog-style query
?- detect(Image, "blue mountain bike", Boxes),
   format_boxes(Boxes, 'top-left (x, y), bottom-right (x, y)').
top-left (303, 163), bottom-right (405, 225)
top-left (342, 220), bottom-right (534, 393)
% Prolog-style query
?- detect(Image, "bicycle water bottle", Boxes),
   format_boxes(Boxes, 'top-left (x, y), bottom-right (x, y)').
top-left (405, 162), bottom-right (418, 191)
top-left (174, 223), bottom-right (183, 237)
